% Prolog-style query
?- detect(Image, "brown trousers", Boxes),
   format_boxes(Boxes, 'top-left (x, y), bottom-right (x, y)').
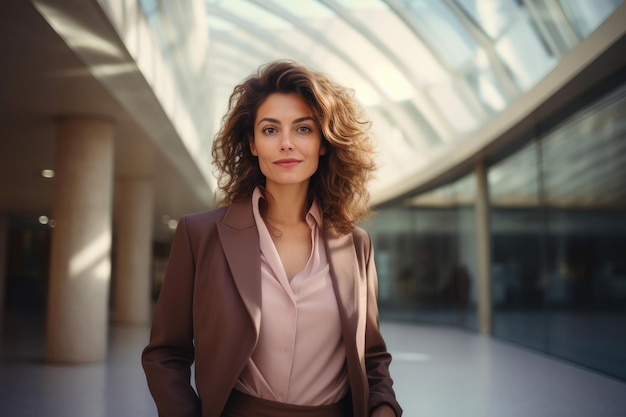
top-left (222, 389), bottom-right (352, 417)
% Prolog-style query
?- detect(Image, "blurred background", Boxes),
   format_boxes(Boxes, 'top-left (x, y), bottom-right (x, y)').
top-left (0, 0), bottom-right (625, 413)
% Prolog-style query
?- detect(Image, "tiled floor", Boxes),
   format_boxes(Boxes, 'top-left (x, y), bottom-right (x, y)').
top-left (382, 322), bottom-right (626, 417)
top-left (1, 318), bottom-right (626, 416)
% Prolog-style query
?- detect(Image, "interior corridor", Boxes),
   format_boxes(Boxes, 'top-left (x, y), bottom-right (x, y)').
top-left (1, 318), bottom-right (625, 417)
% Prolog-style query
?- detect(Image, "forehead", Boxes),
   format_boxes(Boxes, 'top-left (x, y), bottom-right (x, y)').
top-left (255, 93), bottom-right (314, 121)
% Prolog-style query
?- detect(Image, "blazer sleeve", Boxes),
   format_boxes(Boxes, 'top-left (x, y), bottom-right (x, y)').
top-left (141, 216), bottom-right (201, 417)
top-left (359, 229), bottom-right (403, 417)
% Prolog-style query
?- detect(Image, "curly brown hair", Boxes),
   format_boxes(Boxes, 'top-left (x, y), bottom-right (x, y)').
top-left (211, 60), bottom-right (377, 235)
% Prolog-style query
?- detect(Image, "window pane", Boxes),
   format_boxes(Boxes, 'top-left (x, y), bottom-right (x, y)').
top-left (428, 83), bottom-right (480, 134)
top-left (455, 0), bottom-right (522, 39)
top-left (400, 0), bottom-right (475, 69)
top-left (541, 82), bottom-right (626, 380)
top-left (559, 0), bottom-right (623, 38)
top-left (489, 141), bottom-right (547, 350)
top-left (367, 174), bottom-right (478, 330)
top-left (495, 13), bottom-right (557, 90)
top-left (490, 80), bottom-right (626, 380)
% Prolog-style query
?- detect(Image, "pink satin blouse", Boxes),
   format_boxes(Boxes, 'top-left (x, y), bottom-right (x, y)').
top-left (234, 187), bottom-right (348, 405)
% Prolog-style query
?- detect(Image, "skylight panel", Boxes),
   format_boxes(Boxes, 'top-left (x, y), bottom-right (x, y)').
top-left (358, 10), bottom-right (448, 86)
top-left (494, 13), bottom-right (557, 90)
top-left (207, 15), bottom-right (237, 32)
top-left (270, 0), bottom-right (335, 19)
top-left (306, 14), bottom-right (412, 102)
top-left (455, 0), bottom-right (521, 39)
top-left (428, 83), bottom-right (480, 135)
top-left (400, 0), bottom-right (475, 69)
top-left (218, 0), bottom-right (292, 30)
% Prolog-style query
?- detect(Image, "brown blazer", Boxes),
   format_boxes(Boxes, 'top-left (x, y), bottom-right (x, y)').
top-left (142, 198), bottom-right (402, 417)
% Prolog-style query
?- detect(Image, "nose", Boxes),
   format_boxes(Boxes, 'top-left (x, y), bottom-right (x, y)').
top-left (280, 132), bottom-right (294, 150)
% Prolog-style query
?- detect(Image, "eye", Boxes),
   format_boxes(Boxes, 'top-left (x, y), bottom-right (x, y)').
top-left (262, 126), bottom-right (278, 134)
top-left (296, 125), bottom-right (312, 133)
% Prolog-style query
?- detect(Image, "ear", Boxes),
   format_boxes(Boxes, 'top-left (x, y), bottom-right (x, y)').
top-left (249, 135), bottom-right (258, 156)
top-left (319, 141), bottom-right (327, 156)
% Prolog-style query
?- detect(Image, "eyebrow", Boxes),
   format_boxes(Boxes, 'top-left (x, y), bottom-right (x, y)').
top-left (256, 116), bottom-right (316, 126)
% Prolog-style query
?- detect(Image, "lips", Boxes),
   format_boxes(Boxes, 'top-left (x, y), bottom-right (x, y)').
top-left (274, 158), bottom-right (301, 168)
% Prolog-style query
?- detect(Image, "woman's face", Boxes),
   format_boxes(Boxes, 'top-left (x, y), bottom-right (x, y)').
top-left (250, 92), bottom-right (325, 192)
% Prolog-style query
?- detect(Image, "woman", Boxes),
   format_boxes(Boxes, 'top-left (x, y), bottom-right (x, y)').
top-left (142, 60), bottom-right (402, 417)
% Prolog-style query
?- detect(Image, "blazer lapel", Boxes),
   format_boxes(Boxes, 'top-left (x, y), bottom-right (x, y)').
top-left (326, 231), bottom-right (367, 416)
top-left (216, 199), bottom-right (262, 336)
top-left (326, 232), bottom-right (358, 326)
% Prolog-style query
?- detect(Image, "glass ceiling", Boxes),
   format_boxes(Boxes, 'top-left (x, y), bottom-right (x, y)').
top-left (139, 0), bottom-right (623, 198)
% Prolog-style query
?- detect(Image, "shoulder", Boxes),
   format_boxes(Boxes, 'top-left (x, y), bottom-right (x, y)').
top-left (172, 207), bottom-right (228, 243)
top-left (328, 226), bottom-right (373, 264)
top-left (345, 226), bottom-right (374, 272)
top-left (350, 226), bottom-right (372, 250)
top-left (182, 206), bottom-right (229, 228)
top-left (327, 226), bottom-right (371, 249)
top-left (169, 207), bottom-right (230, 258)
top-left (178, 198), bottom-right (254, 236)
top-left (351, 225), bottom-right (370, 240)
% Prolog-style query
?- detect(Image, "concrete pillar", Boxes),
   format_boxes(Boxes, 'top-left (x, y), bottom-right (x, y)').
top-left (475, 162), bottom-right (492, 335)
top-left (114, 178), bottom-right (154, 324)
top-left (46, 117), bottom-right (115, 363)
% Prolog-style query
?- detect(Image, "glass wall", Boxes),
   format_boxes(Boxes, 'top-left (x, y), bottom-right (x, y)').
top-left (366, 175), bottom-right (478, 330)
top-left (370, 76), bottom-right (626, 380)
top-left (489, 81), bottom-right (626, 380)
top-left (489, 141), bottom-right (546, 349)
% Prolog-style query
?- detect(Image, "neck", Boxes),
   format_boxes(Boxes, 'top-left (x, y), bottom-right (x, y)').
top-left (264, 183), bottom-right (310, 225)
